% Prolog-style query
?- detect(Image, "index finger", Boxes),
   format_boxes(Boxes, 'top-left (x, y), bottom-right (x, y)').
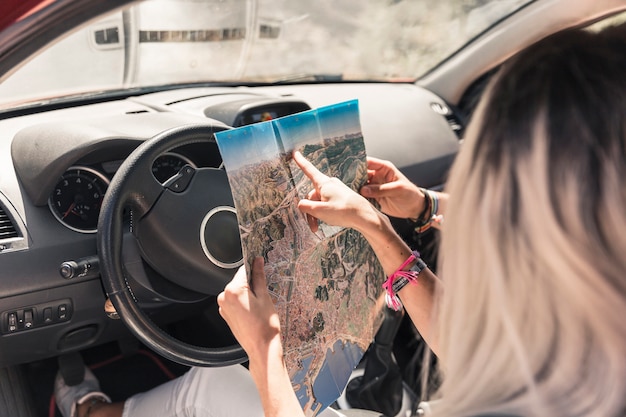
top-left (293, 151), bottom-right (329, 186)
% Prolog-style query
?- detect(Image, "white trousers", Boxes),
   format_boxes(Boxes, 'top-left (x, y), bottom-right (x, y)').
top-left (122, 365), bottom-right (346, 417)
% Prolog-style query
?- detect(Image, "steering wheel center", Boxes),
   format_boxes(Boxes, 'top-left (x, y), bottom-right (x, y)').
top-left (200, 206), bottom-right (243, 269)
top-left (134, 167), bottom-right (241, 295)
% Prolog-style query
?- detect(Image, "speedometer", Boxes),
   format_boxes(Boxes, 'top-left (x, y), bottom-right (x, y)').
top-left (152, 152), bottom-right (196, 183)
top-left (48, 166), bottom-right (109, 233)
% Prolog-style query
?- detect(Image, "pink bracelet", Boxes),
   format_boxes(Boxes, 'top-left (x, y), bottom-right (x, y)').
top-left (382, 251), bottom-right (425, 311)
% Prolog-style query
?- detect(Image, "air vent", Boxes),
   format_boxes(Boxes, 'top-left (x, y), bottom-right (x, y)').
top-left (430, 102), bottom-right (465, 139)
top-left (0, 205), bottom-right (19, 240)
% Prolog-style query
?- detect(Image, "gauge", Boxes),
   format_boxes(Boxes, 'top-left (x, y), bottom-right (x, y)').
top-left (48, 166), bottom-right (110, 233)
top-left (152, 152), bottom-right (197, 184)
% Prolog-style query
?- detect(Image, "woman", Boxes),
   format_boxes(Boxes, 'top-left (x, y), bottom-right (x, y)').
top-left (56, 23), bottom-right (626, 417)
top-left (220, 23), bottom-right (626, 417)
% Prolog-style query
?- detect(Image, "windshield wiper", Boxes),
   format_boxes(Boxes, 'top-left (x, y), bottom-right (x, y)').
top-left (271, 73), bottom-right (343, 84)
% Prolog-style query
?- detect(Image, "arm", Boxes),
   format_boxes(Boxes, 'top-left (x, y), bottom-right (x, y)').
top-left (217, 258), bottom-right (305, 417)
top-left (248, 338), bottom-right (303, 417)
top-left (294, 152), bottom-right (441, 353)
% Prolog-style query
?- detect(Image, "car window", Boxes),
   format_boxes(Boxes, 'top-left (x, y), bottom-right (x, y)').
top-left (0, 0), bottom-right (533, 109)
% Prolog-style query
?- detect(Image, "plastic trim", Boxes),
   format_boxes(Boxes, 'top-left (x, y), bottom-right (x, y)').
top-left (0, 192), bottom-right (28, 253)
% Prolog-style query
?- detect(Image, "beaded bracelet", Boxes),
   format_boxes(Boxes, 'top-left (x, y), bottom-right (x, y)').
top-left (414, 188), bottom-right (439, 233)
top-left (382, 250), bottom-right (426, 311)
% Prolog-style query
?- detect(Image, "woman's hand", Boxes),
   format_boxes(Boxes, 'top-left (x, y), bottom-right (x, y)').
top-left (293, 151), bottom-right (379, 233)
top-left (218, 258), bottom-right (306, 417)
top-left (217, 257), bottom-right (281, 360)
top-left (360, 157), bottom-right (425, 220)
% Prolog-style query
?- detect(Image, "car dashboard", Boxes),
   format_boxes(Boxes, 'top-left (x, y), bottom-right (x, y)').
top-left (0, 82), bottom-right (462, 367)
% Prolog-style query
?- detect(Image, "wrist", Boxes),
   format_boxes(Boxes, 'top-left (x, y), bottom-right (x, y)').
top-left (354, 206), bottom-right (393, 239)
top-left (382, 252), bottom-right (427, 311)
top-left (248, 335), bottom-right (286, 379)
top-left (355, 210), bottom-right (414, 266)
top-left (247, 333), bottom-right (283, 366)
top-left (412, 188), bottom-right (441, 233)
top-left (407, 186), bottom-right (427, 221)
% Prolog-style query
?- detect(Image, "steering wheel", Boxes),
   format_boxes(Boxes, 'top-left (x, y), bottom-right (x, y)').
top-left (97, 123), bottom-right (247, 367)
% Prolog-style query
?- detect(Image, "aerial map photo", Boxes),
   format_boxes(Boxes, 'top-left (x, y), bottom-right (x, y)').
top-left (215, 100), bottom-right (386, 416)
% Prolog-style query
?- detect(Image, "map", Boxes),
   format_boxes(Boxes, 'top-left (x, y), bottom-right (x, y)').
top-left (215, 100), bottom-right (386, 416)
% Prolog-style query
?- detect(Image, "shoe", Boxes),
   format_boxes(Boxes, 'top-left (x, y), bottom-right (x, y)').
top-left (54, 367), bottom-right (111, 417)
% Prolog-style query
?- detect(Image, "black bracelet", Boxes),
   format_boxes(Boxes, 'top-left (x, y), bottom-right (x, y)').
top-left (413, 188), bottom-right (431, 226)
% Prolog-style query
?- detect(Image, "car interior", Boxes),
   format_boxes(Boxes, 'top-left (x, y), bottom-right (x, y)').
top-left (0, 1), bottom-right (625, 416)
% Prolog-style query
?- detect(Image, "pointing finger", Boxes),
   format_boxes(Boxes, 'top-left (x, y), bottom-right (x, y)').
top-left (293, 151), bottom-right (328, 186)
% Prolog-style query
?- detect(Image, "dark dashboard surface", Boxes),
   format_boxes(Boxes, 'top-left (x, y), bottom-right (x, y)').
top-left (0, 82), bottom-right (461, 367)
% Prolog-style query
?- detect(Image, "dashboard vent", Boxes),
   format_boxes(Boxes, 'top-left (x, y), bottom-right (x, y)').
top-left (0, 205), bottom-right (19, 240)
top-left (430, 102), bottom-right (465, 139)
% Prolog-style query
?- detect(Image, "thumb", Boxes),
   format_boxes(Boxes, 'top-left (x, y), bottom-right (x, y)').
top-left (248, 257), bottom-right (267, 297)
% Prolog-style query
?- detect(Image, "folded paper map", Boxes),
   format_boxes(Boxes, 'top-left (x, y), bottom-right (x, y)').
top-left (215, 100), bottom-right (386, 416)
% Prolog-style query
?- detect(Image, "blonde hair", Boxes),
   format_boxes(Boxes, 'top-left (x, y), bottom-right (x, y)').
top-left (429, 25), bottom-right (626, 416)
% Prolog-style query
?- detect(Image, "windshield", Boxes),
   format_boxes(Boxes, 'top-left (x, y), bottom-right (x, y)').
top-left (0, 0), bottom-right (532, 109)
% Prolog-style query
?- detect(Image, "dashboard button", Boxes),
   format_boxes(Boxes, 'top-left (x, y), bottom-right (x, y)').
top-left (8, 313), bottom-right (17, 332)
top-left (24, 310), bottom-right (33, 328)
top-left (58, 304), bottom-right (68, 320)
top-left (44, 307), bottom-right (53, 323)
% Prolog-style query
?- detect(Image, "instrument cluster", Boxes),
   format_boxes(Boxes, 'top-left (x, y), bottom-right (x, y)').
top-left (47, 152), bottom-right (196, 233)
